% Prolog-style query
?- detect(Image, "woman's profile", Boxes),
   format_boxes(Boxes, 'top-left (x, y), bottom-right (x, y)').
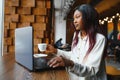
top-left (46, 4), bottom-right (107, 80)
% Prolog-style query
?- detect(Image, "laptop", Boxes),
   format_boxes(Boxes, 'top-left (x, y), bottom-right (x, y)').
top-left (15, 26), bottom-right (61, 71)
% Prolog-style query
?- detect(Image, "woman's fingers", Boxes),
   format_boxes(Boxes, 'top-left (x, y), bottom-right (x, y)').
top-left (47, 58), bottom-right (56, 66)
top-left (48, 56), bottom-right (74, 68)
top-left (52, 63), bottom-right (60, 68)
top-left (49, 59), bottom-right (57, 67)
top-left (47, 56), bottom-right (64, 68)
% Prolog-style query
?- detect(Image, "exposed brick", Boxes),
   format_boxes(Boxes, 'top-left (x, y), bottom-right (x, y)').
top-left (34, 45), bottom-right (38, 53)
top-left (4, 14), bottom-right (18, 22)
top-left (44, 31), bottom-right (49, 38)
top-left (4, 15), bottom-right (11, 22)
top-left (4, 22), bottom-right (9, 29)
top-left (33, 8), bottom-right (47, 15)
top-left (36, 1), bottom-right (45, 8)
top-left (12, 0), bottom-right (19, 6)
top-left (20, 15), bottom-right (34, 22)
top-left (43, 38), bottom-right (49, 44)
top-left (3, 46), bottom-right (8, 53)
top-left (9, 30), bottom-right (15, 38)
top-left (32, 23), bottom-right (46, 31)
top-left (5, 0), bottom-right (19, 7)
top-left (12, 37), bottom-right (15, 45)
top-left (18, 22), bottom-right (31, 28)
top-left (45, 16), bottom-right (48, 23)
top-left (34, 39), bottom-right (42, 45)
top-left (46, 1), bottom-right (51, 8)
top-left (17, 7), bottom-right (31, 14)
top-left (8, 46), bottom-right (15, 53)
top-left (10, 23), bottom-right (16, 29)
top-left (36, 16), bottom-right (46, 23)
top-left (45, 38), bottom-right (49, 44)
top-left (5, 7), bottom-right (16, 14)
top-left (11, 14), bottom-right (19, 22)
top-left (21, 0), bottom-right (35, 7)
top-left (5, 0), bottom-right (12, 6)
top-left (4, 0), bottom-right (51, 54)
top-left (34, 30), bottom-right (44, 38)
top-left (4, 29), bottom-right (9, 38)
top-left (4, 38), bottom-right (12, 45)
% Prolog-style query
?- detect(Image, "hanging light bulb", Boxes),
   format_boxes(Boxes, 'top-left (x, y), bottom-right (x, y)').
top-left (112, 16), bottom-right (115, 19)
top-left (101, 21), bottom-right (104, 24)
top-left (104, 18), bottom-right (107, 21)
top-left (110, 18), bottom-right (113, 21)
top-left (106, 17), bottom-right (108, 20)
top-left (116, 13), bottom-right (119, 16)
top-left (108, 20), bottom-right (112, 23)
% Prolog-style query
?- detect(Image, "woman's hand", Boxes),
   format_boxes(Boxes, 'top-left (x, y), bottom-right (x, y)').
top-left (45, 44), bottom-right (57, 54)
top-left (47, 56), bottom-right (74, 68)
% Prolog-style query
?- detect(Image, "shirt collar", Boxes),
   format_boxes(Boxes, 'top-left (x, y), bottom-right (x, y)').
top-left (78, 31), bottom-right (88, 41)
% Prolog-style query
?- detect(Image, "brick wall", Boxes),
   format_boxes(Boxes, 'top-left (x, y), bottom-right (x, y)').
top-left (4, 0), bottom-right (52, 54)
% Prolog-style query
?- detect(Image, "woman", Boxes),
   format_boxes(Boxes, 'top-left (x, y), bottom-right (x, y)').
top-left (46, 4), bottom-right (107, 80)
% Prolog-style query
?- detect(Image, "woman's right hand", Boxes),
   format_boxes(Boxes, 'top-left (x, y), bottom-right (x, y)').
top-left (45, 44), bottom-right (57, 54)
top-left (47, 56), bottom-right (74, 68)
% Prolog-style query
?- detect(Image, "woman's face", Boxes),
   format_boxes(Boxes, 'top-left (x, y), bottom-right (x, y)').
top-left (73, 10), bottom-right (83, 30)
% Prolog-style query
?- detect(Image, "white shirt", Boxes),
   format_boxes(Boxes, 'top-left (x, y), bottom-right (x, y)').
top-left (57, 32), bottom-right (107, 80)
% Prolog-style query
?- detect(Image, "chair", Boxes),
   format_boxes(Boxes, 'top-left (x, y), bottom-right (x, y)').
top-left (106, 48), bottom-right (117, 62)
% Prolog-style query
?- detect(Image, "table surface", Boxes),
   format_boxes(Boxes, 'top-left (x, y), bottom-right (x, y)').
top-left (2, 53), bottom-right (120, 80)
top-left (0, 53), bottom-right (69, 80)
top-left (106, 65), bottom-right (120, 76)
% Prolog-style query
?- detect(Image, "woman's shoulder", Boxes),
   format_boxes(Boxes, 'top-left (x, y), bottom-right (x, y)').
top-left (96, 33), bottom-right (106, 41)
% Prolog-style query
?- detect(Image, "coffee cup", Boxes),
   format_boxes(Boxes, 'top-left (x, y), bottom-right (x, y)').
top-left (38, 43), bottom-right (47, 52)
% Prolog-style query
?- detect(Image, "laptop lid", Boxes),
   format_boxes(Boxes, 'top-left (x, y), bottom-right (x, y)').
top-left (15, 26), bottom-right (34, 71)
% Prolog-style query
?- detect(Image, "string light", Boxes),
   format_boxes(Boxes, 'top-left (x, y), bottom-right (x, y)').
top-left (110, 18), bottom-right (113, 21)
top-left (108, 20), bottom-right (112, 23)
top-left (101, 21), bottom-right (104, 24)
top-left (99, 12), bottom-right (120, 24)
top-left (116, 13), bottom-right (119, 16)
top-left (112, 16), bottom-right (115, 19)
top-left (99, 20), bottom-right (101, 22)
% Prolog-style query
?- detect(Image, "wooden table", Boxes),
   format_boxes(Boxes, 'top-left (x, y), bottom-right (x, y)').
top-left (106, 65), bottom-right (120, 80)
top-left (0, 54), bottom-right (69, 80)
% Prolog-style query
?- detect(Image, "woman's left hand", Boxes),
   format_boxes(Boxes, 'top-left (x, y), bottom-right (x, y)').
top-left (47, 56), bottom-right (74, 68)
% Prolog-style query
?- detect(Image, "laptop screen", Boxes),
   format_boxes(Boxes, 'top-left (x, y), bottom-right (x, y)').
top-left (15, 26), bottom-right (33, 71)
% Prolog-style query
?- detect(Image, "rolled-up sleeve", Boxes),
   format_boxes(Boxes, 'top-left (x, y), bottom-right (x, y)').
top-left (56, 32), bottom-right (76, 59)
top-left (57, 49), bottom-right (72, 59)
top-left (70, 36), bottom-right (106, 77)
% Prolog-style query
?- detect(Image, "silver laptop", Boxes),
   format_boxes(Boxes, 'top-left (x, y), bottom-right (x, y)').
top-left (15, 26), bottom-right (57, 71)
